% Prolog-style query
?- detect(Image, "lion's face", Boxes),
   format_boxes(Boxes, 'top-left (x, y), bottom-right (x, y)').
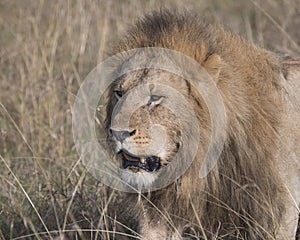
top-left (107, 69), bottom-right (190, 189)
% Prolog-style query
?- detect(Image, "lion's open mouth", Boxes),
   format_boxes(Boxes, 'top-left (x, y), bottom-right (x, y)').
top-left (118, 151), bottom-right (161, 172)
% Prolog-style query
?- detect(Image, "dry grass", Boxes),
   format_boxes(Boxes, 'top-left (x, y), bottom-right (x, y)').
top-left (0, 0), bottom-right (299, 239)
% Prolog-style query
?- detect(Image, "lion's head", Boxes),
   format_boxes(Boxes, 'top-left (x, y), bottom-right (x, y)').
top-left (104, 48), bottom-right (222, 191)
top-left (107, 68), bottom-right (197, 189)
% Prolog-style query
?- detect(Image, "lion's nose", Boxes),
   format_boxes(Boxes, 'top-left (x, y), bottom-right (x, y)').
top-left (109, 129), bottom-right (136, 142)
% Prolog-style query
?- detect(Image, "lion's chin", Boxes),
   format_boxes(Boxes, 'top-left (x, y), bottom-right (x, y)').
top-left (120, 168), bottom-right (157, 190)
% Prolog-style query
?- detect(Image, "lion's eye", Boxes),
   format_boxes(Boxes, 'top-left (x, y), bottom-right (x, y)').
top-left (147, 95), bottom-right (163, 106)
top-left (114, 90), bottom-right (123, 99)
top-left (151, 95), bottom-right (162, 101)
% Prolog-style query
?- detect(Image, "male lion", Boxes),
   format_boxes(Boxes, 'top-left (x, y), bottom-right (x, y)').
top-left (103, 11), bottom-right (300, 240)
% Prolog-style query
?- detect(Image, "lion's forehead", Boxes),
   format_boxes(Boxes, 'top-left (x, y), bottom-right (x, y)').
top-left (117, 68), bottom-right (186, 94)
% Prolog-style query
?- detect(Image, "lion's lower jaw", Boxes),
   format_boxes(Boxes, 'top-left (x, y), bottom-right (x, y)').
top-left (120, 169), bottom-right (157, 190)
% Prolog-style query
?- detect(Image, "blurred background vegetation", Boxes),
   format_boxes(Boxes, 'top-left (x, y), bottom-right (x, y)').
top-left (0, 0), bottom-right (299, 239)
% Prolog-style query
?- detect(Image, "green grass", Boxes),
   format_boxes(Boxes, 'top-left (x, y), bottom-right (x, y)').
top-left (0, 0), bottom-right (299, 239)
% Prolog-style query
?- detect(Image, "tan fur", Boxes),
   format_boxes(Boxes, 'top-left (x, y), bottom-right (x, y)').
top-left (104, 11), bottom-right (300, 239)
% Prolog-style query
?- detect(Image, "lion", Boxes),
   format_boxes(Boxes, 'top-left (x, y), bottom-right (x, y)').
top-left (103, 10), bottom-right (300, 240)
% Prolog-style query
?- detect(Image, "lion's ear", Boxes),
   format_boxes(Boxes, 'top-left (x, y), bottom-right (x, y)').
top-left (281, 58), bottom-right (300, 82)
top-left (202, 53), bottom-right (223, 80)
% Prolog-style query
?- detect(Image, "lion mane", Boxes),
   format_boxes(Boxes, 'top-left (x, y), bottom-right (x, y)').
top-left (104, 10), bottom-right (300, 240)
